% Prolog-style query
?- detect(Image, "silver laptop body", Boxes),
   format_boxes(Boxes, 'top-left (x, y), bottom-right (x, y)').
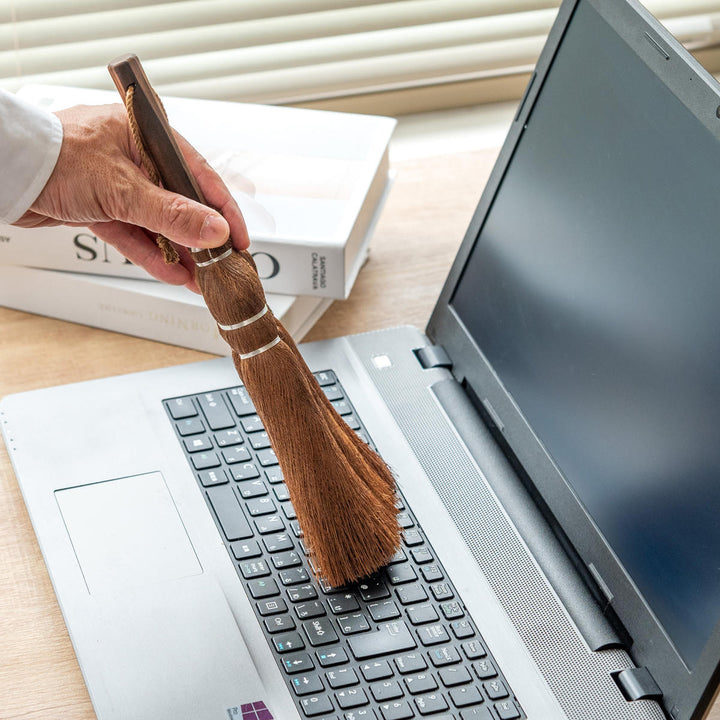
top-left (2, 1), bottom-right (719, 719)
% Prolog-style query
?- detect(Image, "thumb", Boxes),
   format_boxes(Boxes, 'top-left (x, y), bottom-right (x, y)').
top-left (119, 180), bottom-right (230, 249)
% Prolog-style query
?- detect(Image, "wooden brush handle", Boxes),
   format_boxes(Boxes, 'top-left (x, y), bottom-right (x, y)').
top-left (108, 54), bottom-right (207, 205)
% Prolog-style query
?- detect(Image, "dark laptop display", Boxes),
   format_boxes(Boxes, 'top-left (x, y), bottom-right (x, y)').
top-left (433, 0), bottom-right (720, 717)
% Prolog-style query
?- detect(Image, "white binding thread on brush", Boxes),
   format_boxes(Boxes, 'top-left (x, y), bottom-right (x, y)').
top-left (217, 305), bottom-right (268, 331)
top-left (237, 335), bottom-right (281, 360)
top-left (194, 246), bottom-right (232, 267)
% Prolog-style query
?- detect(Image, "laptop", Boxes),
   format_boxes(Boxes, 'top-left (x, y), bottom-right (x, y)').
top-left (2, 0), bottom-right (719, 718)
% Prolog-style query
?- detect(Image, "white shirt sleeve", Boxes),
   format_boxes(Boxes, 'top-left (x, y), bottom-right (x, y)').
top-left (0, 88), bottom-right (63, 224)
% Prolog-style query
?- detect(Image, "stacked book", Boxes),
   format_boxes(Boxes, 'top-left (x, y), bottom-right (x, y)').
top-left (0, 85), bottom-right (396, 354)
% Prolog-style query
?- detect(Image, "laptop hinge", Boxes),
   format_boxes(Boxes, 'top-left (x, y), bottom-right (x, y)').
top-left (614, 667), bottom-right (663, 702)
top-left (414, 345), bottom-right (452, 370)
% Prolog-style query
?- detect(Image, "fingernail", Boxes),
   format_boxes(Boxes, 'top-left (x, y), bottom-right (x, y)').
top-left (200, 214), bottom-right (229, 246)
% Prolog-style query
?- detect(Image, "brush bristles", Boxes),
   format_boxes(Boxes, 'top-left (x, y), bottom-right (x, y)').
top-left (196, 249), bottom-right (401, 587)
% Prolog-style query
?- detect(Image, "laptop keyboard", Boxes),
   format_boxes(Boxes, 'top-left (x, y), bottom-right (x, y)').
top-left (165, 371), bottom-right (523, 720)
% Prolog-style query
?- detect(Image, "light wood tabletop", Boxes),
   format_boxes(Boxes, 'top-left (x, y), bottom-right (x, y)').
top-left (0, 147), bottom-right (717, 720)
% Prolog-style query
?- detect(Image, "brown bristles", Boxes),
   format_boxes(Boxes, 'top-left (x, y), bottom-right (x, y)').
top-left (110, 54), bottom-right (401, 587)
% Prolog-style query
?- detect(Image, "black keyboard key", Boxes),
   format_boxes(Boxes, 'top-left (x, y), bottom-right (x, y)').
top-left (388, 549), bottom-right (407, 564)
top-left (282, 652), bottom-right (314, 674)
top-left (198, 469), bottom-right (227, 487)
top-left (184, 435), bottom-right (213, 453)
top-left (192, 451), bottom-right (221, 470)
top-left (257, 448), bottom-right (279, 466)
top-left (473, 659), bottom-right (498, 680)
top-left (358, 578), bottom-right (390, 602)
top-left (407, 604), bottom-right (439, 626)
top-left (460, 709), bottom-right (493, 720)
top-left (396, 586), bottom-right (428, 605)
top-left (360, 660), bottom-right (394, 681)
top-left (429, 646), bottom-right (461, 667)
top-left (326, 668), bottom-right (360, 689)
top-left (167, 397), bottom-right (197, 419)
top-left (258, 597), bottom-right (288, 616)
top-left (418, 625), bottom-right (450, 646)
top-left (206, 485), bottom-right (253, 541)
top-left (303, 617), bottom-right (339, 646)
top-left (264, 615), bottom-right (296, 634)
top-left (255, 515), bottom-right (285, 534)
top-left (322, 385), bottom-right (344, 402)
top-left (348, 621), bottom-right (416, 660)
top-left (291, 674), bottom-right (325, 696)
top-left (495, 700), bottom-right (521, 719)
top-left (317, 648), bottom-right (349, 667)
top-left (198, 392), bottom-right (235, 430)
top-left (273, 632), bottom-right (305, 653)
top-left (370, 680), bottom-right (403, 702)
top-left (288, 584), bottom-right (318, 602)
top-left (227, 387), bottom-right (256, 416)
top-left (402, 530), bottom-right (423, 546)
top-left (439, 667), bottom-right (472, 687)
top-left (386, 564), bottom-right (417, 585)
top-left (450, 685), bottom-right (484, 707)
top-left (245, 496), bottom-right (276, 516)
top-left (300, 695), bottom-right (334, 717)
top-left (451, 620), bottom-right (475, 640)
top-left (280, 567), bottom-right (310, 585)
top-left (396, 513), bottom-right (414, 529)
top-left (430, 583), bottom-right (454, 602)
top-left (222, 446), bottom-right (252, 464)
top-left (404, 673), bottom-right (438, 695)
top-left (332, 399), bottom-right (352, 415)
top-left (368, 600), bottom-right (401, 622)
top-left (484, 679), bottom-right (509, 700)
top-left (240, 559), bottom-right (271, 579)
top-left (263, 533), bottom-right (294, 553)
top-left (420, 565), bottom-right (444, 583)
top-left (295, 601), bottom-right (326, 619)
top-left (328, 593), bottom-right (360, 614)
top-left (378, 700), bottom-right (414, 720)
top-left (273, 550), bottom-right (302, 569)
top-left (248, 578), bottom-right (280, 599)
top-left (250, 432), bottom-right (272, 450)
top-left (241, 414), bottom-right (265, 433)
top-left (461, 640), bottom-right (486, 660)
top-left (314, 370), bottom-right (337, 386)
top-left (337, 613), bottom-right (370, 634)
top-left (266, 467), bottom-right (285, 484)
top-left (231, 539), bottom-right (262, 560)
top-left (282, 501), bottom-right (298, 520)
top-left (176, 416), bottom-right (205, 436)
top-left (238, 479), bottom-right (268, 499)
top-left (414, 692), bottom-right (448, 715)
top-left (344, 415), bottom-right (361, 431)
top-left (336, 688), bottom-right (369, 710)
top-left (214, 428), bottom-right (243, 447)
top-left (274, 484), bottom-right (291, 501)
top-left (410, 548), bottom-right (433, 564)
top-left (229, 463), bottom-right (260, 481)
top-left (395, 653), bottom-right (427, 674)
top-left (441, 601), bottom-right (464, 620)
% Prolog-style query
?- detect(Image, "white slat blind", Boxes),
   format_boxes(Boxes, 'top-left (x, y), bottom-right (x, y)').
top-left (1, 0), bottom-right (719, 115)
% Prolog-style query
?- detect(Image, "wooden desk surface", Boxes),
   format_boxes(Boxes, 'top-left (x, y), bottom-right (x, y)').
top-left (0, 148), bottom-right (717, 720)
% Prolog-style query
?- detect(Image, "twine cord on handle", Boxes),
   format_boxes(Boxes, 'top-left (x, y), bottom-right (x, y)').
top-left (123, 84), bottom-right (179, 265)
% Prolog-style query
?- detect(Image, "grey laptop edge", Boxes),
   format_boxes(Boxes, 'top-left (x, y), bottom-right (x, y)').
top-left (2, 1), bottom-right (720, 719)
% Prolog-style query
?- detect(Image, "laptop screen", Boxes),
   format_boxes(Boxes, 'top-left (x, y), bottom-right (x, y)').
top-left (450, 0), bottom-right (720, 670)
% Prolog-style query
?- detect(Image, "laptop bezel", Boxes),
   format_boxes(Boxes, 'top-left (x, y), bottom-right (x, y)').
top-left (426, 1), bottom-right (720, 718)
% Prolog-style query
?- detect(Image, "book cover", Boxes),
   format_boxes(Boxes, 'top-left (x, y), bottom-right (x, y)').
top-left (0, 265), bottom-right (333, 355)
top-left (0, 85), bottom-right (395, 298)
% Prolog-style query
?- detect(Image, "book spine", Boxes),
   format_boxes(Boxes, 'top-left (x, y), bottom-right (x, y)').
top-left (0, 265), bottom-right (230, 355)
top-left (0, 225), bottom-right (347, 298)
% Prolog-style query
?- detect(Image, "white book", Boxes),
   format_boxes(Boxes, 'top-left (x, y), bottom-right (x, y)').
top-left (0, 85), bottom-right (395, 299)
top-left (0, 265), bottom-right (332, 355)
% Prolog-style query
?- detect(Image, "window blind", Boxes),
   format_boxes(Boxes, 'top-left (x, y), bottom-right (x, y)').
top-left (1, 0), bottom-right (719, 115)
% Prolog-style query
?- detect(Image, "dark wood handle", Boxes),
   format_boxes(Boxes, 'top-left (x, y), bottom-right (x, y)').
top-left (108, 54), bottom-right (206, 205)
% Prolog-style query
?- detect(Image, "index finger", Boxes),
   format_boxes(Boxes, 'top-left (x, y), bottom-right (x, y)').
top-left (173, 131), bottom-right (250, 252)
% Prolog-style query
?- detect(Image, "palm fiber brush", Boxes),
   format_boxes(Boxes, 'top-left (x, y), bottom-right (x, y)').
top-left (108, 54), bottom-right (400, 587)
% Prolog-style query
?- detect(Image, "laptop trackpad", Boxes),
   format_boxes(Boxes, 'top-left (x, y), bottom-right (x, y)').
top-left (56, 471), bottom-right (202, 594)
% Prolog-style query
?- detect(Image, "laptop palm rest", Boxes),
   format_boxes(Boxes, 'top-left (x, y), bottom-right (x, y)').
top-left (55, 473), bottom-right (270, 719)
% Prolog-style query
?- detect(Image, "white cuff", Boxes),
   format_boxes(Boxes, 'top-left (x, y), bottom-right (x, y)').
top-left (0, 88), bottom-right (64, 224)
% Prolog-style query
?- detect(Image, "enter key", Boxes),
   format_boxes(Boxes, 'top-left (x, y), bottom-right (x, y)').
top-left (348, 620), bottom-right (417, 660)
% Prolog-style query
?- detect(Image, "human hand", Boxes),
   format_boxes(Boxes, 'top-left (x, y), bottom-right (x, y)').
top-left (13, 103), bottom-right (249, 292)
